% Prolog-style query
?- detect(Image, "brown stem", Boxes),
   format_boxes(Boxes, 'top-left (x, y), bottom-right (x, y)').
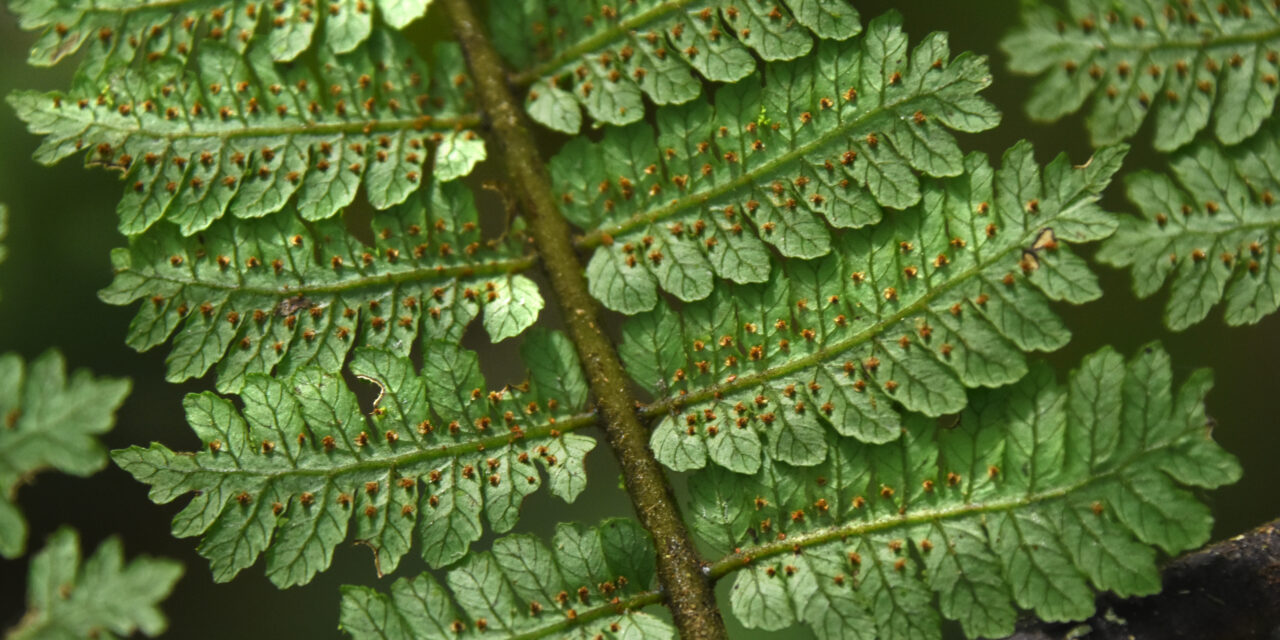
top-left (1006, 518), bottom-right (1280, 640)
top-left (441, 1), bottom-right (728, 638)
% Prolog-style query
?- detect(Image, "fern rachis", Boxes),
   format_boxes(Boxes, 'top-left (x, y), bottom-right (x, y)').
top-left (0, 1), bottom-right (1263, 639)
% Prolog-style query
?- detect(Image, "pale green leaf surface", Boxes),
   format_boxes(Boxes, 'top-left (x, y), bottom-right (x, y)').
top-left (98, 180), bottom-right (541, 392)
top-left (112, 335), bottom-right (596, 587)
top-left (0, 351), bottom-right (130, 559)
top-left (483, 272), bottom-right (545, 343)
top-left (339, 519), bottom-right (673, 640)
top-left (378, 0), bottom-right (432, 29)
top-left (5, 527), bottom-right (181, 640)
top-left (435, 131), bottom-right (488, 183)
top-left (526, 79), bottom-right (583, 134)
top-left (10, 34), bottom-right (482, 237)
top-left (691, 344), bottom-right (1239, 640)
top-left (1098, 119), bottom-right (1280, 330)
top-left (521, 329), bottom-right (590, 417)
top-left (553, 13), bottom-right (1001, 312)
top-left (9, 0), bottom-right (432, 80)
top-left (492, 0), bottom-right (861, 132)
top-left (621, 142), bottom-right (1124, 472)
top-left (1002, 0), bottom-right (1280, 151)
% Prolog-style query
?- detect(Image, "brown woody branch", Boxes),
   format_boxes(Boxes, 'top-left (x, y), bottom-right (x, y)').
top-left (440, 1), bottom-right (728, 638)
top-left (1006, 519), bottom-right (1280, 640)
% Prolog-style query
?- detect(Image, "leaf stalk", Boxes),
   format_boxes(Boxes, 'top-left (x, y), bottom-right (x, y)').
top-left (443, 0), bottom-right (729, 637)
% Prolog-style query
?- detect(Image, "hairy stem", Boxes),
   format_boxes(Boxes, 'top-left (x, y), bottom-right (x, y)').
top-left (442, 1), bottom-right (728, 638)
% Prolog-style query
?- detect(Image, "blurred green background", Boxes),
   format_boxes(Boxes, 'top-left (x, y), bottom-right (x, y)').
top-left (1, 2), bottom-right (1277, 638)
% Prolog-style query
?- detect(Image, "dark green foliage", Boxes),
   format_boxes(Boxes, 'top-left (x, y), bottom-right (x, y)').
top-left (5, 528), bottom-right (182, 640)
top-left (690, 345), bottom-right (1239, 640)
top-left (340, 519), bottom-right (672, 639)
top-left (492, 0), bottom-right (862, 132)
top-left (1100, 119), bottom-right (1280, 329)
top-left (10, 34), bottom-right (483, 236)
top-left (0, 2), bottom-right (1259, 639)
top-left (98, 180), bottom-right (542, 393)
top-left (11, 0), bottom-right (433, 81)
top-left (622, 142), bottom-right (1124, 472)
top-left (556, 13), bottom-right (1000, 313)
top-left (0, 351), bottom-right (131, 559)
top-left (114, 333), bottom-right (595, 587)
top-left (1003, 0), bottom-right (1280, 151)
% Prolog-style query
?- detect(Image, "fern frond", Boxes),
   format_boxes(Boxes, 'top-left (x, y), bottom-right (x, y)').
top-left (619, 142), bottom-right (1125, 472)
top-left (98, 180), bottom-right (542, 393)
top-left (690, 344), bottom-right (1240, 640)
top-left (5, 527), bottom-right (182, 640)
top-left (493, 0), bottom-right (862, 133)
top-left (0, 351), bottom-right (131, 559)
top-left (1002, 0), bottom-right (1280, 151)
top-left (551, 13), bottom-right (1000, 313)
top-left (11, 0), bottom-right (432, 82)
top-left (9, 32), bottom-right (483, 237)
top-left (1098, 120), bottom-right (1280, 330)
top-left (112, 332), bottom-right (596, 587)
top-left (339, 519), bottom-right (673, 639)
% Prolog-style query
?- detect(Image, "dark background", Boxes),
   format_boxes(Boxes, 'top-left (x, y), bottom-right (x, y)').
top-left (1, 2), bottom-right (1277, 638)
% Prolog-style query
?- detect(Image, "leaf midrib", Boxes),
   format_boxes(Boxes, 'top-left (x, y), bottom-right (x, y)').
top-left (75, 0), bottom-right (194, 18)
top-left (706, 439), bottom-right (1178, 578)
top-left (1059, 20), bottom-right (1280, 57)
top-left (116, 255), bottom-right (536, 297)
top-left (42, 108), bottom-right (479, 145)
top-left (502, 590), bottom-right (665, 640)
top-left (127, 411), bottom-right (597, 482)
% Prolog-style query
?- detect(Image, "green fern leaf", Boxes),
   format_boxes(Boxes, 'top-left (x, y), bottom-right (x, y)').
top-left (0, 351), bottom-right (131, 559)
top-left (690, 344), bottom-right (1239, 640)
top-left (98, 180), bottom-right (541, 392)
top-left (551, 12), bottom-right (1000, 313)
top-left (1098, 120), bottom-right (1280, 330)
top-left (493, 0), bottom-right (862, 133)
top-left (5, 527), bottom-right (182, 640)
top-left (112, 333), bottom-right (595, 587)
top-left (620, 142), bottom-right (1124, 472)
top-left (339, 518), bottom-right (673, 639)
top-left (1002, 0), bottom-right (1280, 151)
top-left (9, 33), bottom-right (482, 237)
top-left (10, 0), bottom-right (432, 81)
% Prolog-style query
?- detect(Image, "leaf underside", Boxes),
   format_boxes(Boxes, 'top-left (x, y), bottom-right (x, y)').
top-left (1098, 118), bottom-right (1280, 330)
top-left (492, 0), bottom-right (863, 133)
top-left (113, 333), bottom-right (594, 588)
top-left (98, 179), bottom-right (543, 393)
top-left (10, 0), bottom-right (434, 79)
top-left (621, 142), bottom-right (1125, 474)
top-left (340, 519), bottom-right (674, 640)
top-left (0, 351), bottom-right (131, 559)
top-left (1002, 0), bottom-right (1280, 152)
top-left (553, 12), bottom-right (1001, 313)
top-left (10, 30), bottom-right (484, 238)
top-left (2, 3), bottom-right (1254, 640)
top-left (690, 343), bottom-right (1240, 640)
top-left (6, 527), bottom-right (182, 640)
